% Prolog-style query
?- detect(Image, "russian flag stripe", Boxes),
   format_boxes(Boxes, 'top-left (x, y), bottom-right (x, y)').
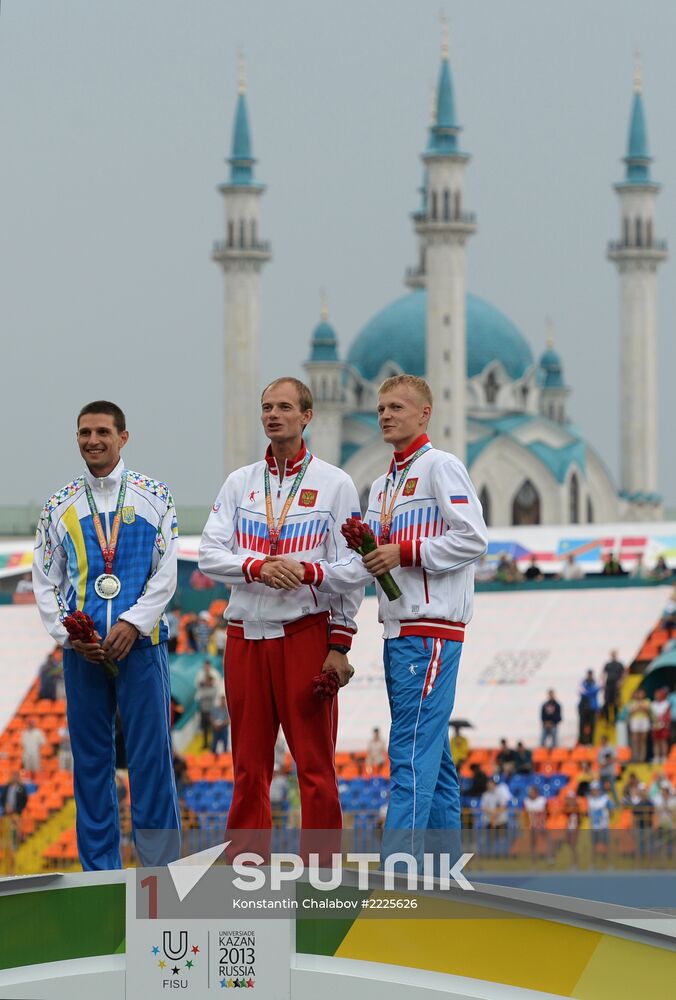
top-left (450, 495), bottom-right (469, 504)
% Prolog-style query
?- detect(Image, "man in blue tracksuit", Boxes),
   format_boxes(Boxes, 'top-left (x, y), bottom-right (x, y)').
top-left (33, 400), bottom-right (180, 870)
top-left (314, 375), bottom-right (487, 867)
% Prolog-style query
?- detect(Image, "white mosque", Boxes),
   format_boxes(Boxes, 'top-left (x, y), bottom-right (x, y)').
top-left (212, 40), bottom-right (667, 527)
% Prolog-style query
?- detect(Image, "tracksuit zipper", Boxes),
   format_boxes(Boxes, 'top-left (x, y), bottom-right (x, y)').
top-left (102, 479), bottom-right (113, 636)
top-left (422, 567), bottom-right (430, 604)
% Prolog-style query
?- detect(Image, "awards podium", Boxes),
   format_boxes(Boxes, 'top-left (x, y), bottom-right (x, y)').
top-left (0, 866), bottom-right (674, 999)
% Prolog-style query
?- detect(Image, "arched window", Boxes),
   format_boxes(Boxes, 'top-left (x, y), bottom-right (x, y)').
top-left (587, 496), bottom-right (594, 524)
top-left (484, 370), bottom-right (499, 404)
top-left (635, 217), bottom-right (643, 247)
top-left (443, 189), bottom-right (451, 220)
top-left (569, 472), bottom-right (580, 524)
top-left (646, 219), bottom-right (653, 247)
top-left (454, 191), bottom-right (461, 219)
top-left (623, 217), bottom-right (630, 246)
top-left (320, 376), bottom-right (328, 401)
top-left (430, 191), bottom-right (438, 220)
top-left (239, 220), bottom-right (246, 247)
top-left (521, 385), bottom-right (529, 406)
top-left (479, 487), bottom-right (491, 527)
top-left (250, 219), bottom-right (257, 245)
top-left (227, 221), bottom-right (234, 247)
top-left (512, 480), bottom-right (541, 525)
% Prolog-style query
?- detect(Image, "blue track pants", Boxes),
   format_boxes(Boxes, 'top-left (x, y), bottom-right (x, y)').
top-left (382, 636), bottom-right (462, 863)
top-left (63, 642), bottom-right (180, 870)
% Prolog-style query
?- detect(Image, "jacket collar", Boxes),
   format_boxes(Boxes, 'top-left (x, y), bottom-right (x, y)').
top-left (265, 440), bottom-right (308, 478)
top-left (83, 457), bottom-right (125, 492)
top-left (391, 434), bottom-right (431, 473)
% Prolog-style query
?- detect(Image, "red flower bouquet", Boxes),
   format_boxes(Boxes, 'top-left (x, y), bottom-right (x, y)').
top-left (64, 610), bottom-right (119, 678)
top-left (341, 517), bottom-right (402, 602)
top-left (313, 671), bottom-right (340, 700)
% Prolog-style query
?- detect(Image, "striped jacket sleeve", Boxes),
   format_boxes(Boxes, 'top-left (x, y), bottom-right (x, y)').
top-left (411, 457), bottom-right (487, 574)
top-left (32, 508), bottom-right (70, 646)
top-left (321, 476), bottom-right (365, 649)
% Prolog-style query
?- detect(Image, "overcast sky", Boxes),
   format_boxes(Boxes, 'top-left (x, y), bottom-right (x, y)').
top-left (1, 0), bottom-right (675, 510)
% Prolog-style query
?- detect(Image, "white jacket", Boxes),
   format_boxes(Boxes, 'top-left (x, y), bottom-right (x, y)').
top-left (199, 444), bottom-right (364, 644)
top-left (317, 435), bottom-right (488, 641)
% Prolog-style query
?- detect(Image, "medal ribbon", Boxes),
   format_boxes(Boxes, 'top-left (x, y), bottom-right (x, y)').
top-left (379, 444), bottom-right (431, 542)
top-left (264, 452), bottom-right (312, 554)
top-left (83, 472), bottom-right (128, 575)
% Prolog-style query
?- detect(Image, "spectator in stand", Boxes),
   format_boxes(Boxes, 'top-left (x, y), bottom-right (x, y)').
top-left (514, 741), bottom-right (533, 775)
top-left (597, 735), bottom-right (618, 804)
top-left (0, 772), bottom-right (28, 817)
top-left (166, 606), bottom-right (181, 654)
top-left (560, 554), bottom-right (584, 581)
top-left (601, 553), bottom-right (623, 576)
top-left (474, 556), bottom-right (496, 583)
top-left (183, 613), bottom-right (199, 653)
top-left (195, 670), bottom-right (218, 751)
top-left (365, 727), bottom-right (388, 774)
top-left (480, 778), bottom-right (509, 852)
top-left (601, 650), bottom-right (625, 724)
top-left (193, 611), bottom-right (213, 653)
top-left (270, 769), bottom-right (289, 827)
top-left (650, 556), bottom-right (672, 582)
top-left (668, 685), bottom-right (676, 748)
top-left (467, 762), bottom-right (489, 797)
top-left (540, 689), bottom-right (562, 748)
top-left (57, 722), bottom-right (73, 772)
top-left (575, 760), bottom-right (594, 798)
top-left (562, 789), bottom-right (582, 867)
top-left (627, 688), bottom-right (652, 763)
top-left (523, 784), bottom-right (551, 863)
top-left (524, 556), bottom-right (544, 582)
top-left (632, 784), bottom-right (655, 860)
top-left (449, 725), bottom-right (470, 769)
top-left (651, 688), bottom-right (671, 764)
top-left (37, 647), bottom-right (62, 701)
top-left (587, 781), bottom-right (613, 863)
top-left (496, 738), bottom-right (517, 777)
top-left (621, 771), bottom-right (641, 807)
top-left (661, 588), bottom-right (676, 639)
top-left (211, 695), bottom-right (230, 754)
top-left (652, 780), bottom-right (676, 858)
top-left (578, 670), bottom-right (602, 745)
top-left (21, 719), bottom-right (45, 776)
top-left (496, 555), bottom-right (521, 584)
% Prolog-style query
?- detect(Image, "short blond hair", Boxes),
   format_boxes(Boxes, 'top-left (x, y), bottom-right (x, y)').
top-left (378, 374), bottom-right (433, 407)
top-left (261, 377), bottom-right (313, 412)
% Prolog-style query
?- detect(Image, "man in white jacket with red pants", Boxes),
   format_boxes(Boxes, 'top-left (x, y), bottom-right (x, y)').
top-left (199, 378), bottom-right (363, 841)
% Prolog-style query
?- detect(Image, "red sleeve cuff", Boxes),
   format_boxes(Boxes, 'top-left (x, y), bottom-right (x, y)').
top-left (301, 562), bottom-right (324, 586)
top-left (243, 557), bottom-right (265, 583)
top-left (329, 626), bottom-right (355, 649)
top-left (399, 540), bottom-right (422, 567)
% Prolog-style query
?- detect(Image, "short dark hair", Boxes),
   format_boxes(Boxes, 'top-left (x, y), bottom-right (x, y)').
top-left (77, 401), bottom-right (126, 433)
top-left (261, 378), bottom-right (313, 412)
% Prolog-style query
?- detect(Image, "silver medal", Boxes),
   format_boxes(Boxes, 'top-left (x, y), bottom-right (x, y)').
top-left (94, 573), bottom-right (121, 600)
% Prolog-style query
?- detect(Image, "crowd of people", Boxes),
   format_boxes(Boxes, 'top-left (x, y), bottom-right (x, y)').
top-left (474, 551), bottom-right (674, 585)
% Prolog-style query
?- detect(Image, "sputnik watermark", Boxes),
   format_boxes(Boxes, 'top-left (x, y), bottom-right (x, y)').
top-left (220, 849), bottom-right (474, 893)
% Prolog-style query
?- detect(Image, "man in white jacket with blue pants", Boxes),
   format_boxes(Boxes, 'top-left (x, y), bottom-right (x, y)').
top-left (316, 375), bottom-right (487, 863)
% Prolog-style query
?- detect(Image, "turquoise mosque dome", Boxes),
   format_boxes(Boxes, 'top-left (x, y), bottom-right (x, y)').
top-left (346, 290), bottom-right (534, 382)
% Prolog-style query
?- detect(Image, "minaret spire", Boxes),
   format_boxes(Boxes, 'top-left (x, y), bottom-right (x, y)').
top-left (406, 20), bottom-right (475, 461)
top-left (607, 58), bottom-right (666, 517)
top-left (213, 58), bottom-right (272, 474)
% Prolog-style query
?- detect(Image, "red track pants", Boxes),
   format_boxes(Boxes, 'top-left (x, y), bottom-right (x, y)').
top-left (224, 613), bottom-right (342, 831)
